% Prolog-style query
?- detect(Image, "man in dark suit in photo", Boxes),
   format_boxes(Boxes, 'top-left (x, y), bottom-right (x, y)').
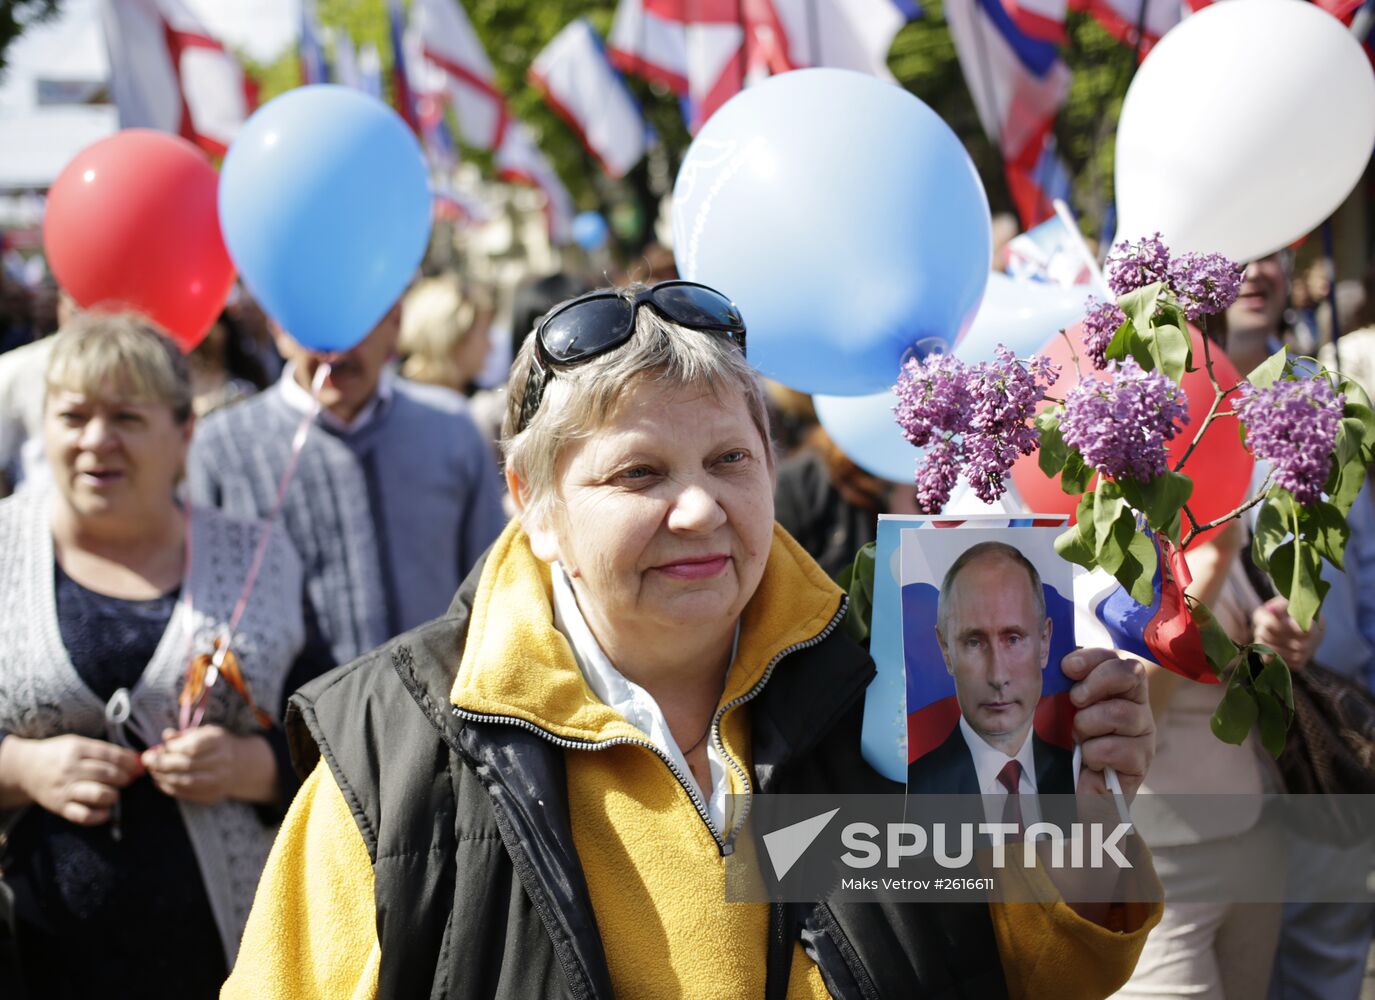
top-left (907, 541), bottom-right (1074, 800)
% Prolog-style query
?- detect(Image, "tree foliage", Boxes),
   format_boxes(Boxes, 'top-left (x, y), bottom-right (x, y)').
top-left (0, 0), bottom-right (62, 74)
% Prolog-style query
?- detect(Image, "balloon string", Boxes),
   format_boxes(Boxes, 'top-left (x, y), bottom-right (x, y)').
top-left (185, 363), bottom-right (330, 729)
top-left (176, 508), bottom-right (197, 732)
top-left (1053, 198), bottom-right (1113, 301)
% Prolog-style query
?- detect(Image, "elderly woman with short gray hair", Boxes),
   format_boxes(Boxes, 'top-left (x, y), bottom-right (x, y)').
top-left (0, 313), bottom-right (312, 999)
top-left (226, 280), bottom-right (1159, 1000)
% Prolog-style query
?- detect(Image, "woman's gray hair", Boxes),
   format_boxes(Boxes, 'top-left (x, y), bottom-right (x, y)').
top-left (45, 311), bottom-right (193, 423)
top-left (502, 289), bottom-right (771, 522)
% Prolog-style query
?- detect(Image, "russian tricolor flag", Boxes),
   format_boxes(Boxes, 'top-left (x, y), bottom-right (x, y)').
top-left (945, 0), bottom-right (1070, 221)
top-left (1075, 533), bottom-right (1218, 683)
top-left (387, 0), bottom-right (420, 131)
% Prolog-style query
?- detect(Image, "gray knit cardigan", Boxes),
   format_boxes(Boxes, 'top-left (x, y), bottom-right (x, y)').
top-left (0, 489), bottom-right (305, 964)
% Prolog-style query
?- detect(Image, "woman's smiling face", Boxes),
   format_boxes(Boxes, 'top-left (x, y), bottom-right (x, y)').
top-left (524, 378), bottom-right (775, 649)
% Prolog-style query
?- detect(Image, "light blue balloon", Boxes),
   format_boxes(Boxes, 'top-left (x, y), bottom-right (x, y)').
top-left (219, 85), bottom-right (432, 352)
top-left (951, 272), bottom-right (1090, 363)
top-left (672, 68), bottom-right (991, 396)
top-left (814, 274), bottom-right (1091, 482)
top-left (571, 211), bottom-right (609, 251)
top-left (814, 389), bottom-right (921, 484)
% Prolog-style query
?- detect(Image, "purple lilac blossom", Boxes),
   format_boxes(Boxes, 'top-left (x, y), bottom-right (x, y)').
top-left (1106, 233), bottom-right (1171, 297)
top-left (892, 352), bottom-right (970, 447)
top-left (1235, 377), bottom-right (1344, 505)
top-left (1082, 299), bottom-right (1127, 370)
top-left (1167, 252), bottom-right (1243, 322)
top-left (915, 438), bottom-right (961, 513)
top-left (1060, 358), bottom-right (1188, 483)
top-left (892, 347), bottom-right (1060, 512)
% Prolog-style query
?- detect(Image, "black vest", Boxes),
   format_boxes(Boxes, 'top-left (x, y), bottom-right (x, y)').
top-left (287, 569), bottom-right (1010, 1000)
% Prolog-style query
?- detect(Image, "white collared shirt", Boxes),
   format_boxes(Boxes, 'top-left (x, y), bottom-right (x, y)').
top-left (550, 562), bottom-right (738, 836)
top-left (278, 362), bottom-right (395, 433)
top-left (958, 716), bottom-right (1043, 828)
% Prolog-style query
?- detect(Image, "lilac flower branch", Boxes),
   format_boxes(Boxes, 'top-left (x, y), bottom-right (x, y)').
top-left (1181, 474), bottom-right (1275, 545)
top-left (883, 232), bottom-right (1375, 756)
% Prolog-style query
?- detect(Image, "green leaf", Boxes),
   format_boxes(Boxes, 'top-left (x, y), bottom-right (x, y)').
top-left (1120, 470), bottom-right (1194, 533)
top-left (1141, 322), bottom-right (1190, 383)
top-left (1156, 303), bottom-right (1195, 370)
top-left (1060, 451), bottom-right (1093, 495)
top-left (1334, 416), bottom-right (1365, 467)
top-left (1343, 391), bottom-right (1375, 455)
top-left (1096, 508), bottom-right (1137, 577)
top-left (836, 542), bottom-right (876, 645)
top-left (1092, 484), bottom-right (1126, 555)
top-left (1268, 539), bottom-right (1295, 599)
top-left (1036, 411), bottom-right (1068, 477)
top-left (1117, 281), bottom-right (1164, 335)
top-left (1343, 378), bottom-right (1374, 413)
top-left (1211, 681), bottom-right (1258, 746)
top-left (1108, 528), bottom-right (1158, 606)
top-left (1252, 491), bottom-right (1293, 572)
top-left (1255, 691), bottom-right (1289, 758)
top-left (1253, 649), bottom-right (1294, 710)
top-left (1054, 495), bottom-right (1098, 568)
top-left (1104, 319), bottom-right (1133, 365)
top-left (1287, 539), bottom-right (1329, 630)
top-left (1300, 500), bottom-right (1350, 571)
top-left (1192, 601), bottom-right (1237, 678)
top-left (1329, 458), bottom-right (1366, 516)
top-left (1122, 324), bottom-right (1156, 372)
top-left (1247, 346), bottom-right (1288, 389)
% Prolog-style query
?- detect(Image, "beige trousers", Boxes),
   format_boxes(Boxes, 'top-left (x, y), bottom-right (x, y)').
top-left (1112, 824), bottom-right (1285, 1000)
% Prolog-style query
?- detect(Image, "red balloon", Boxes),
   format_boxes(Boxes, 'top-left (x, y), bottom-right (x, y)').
top-left (1011, 323), bottom-right (1253, 545)
top-left (43, 129), bottom-right (235, 352)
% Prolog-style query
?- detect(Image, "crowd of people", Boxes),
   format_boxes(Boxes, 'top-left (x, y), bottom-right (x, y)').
top-left (0, 244), bottom-right (1370, 999)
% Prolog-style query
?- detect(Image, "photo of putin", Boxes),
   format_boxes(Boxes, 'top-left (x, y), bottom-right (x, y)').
top-left (907, 540), bottom-right (1074, 797)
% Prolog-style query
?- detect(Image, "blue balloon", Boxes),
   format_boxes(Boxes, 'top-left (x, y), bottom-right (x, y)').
top-left (814, 389), bottom-right (921, 484)
top-left (672, 68), bottom-right (991, 396)
top-left (219, 85), bottom-right (432, 352)
top-left (815, 274), bottom-right (1091, 482)
top-left (951, 273), bottom-right (1091, 364)
top-left (571, 211), bottom-right (609, 251)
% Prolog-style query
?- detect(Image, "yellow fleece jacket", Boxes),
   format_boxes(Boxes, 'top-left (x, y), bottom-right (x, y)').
top-left (224, 521), bottom-right (1159, 1000)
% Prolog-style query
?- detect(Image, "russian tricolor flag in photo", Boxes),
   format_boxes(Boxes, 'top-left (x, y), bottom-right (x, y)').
top-left (1074, 534), bottom-right (1219, 684)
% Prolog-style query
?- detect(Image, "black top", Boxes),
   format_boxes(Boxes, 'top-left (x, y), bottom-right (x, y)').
top-left (774, 449), bottom-right (880, 580)
top-left (7, 567), bottom-right (230, 999)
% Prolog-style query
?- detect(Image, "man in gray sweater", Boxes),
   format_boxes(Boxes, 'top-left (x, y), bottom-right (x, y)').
top-left (187, 301), bottom-right (507, 667)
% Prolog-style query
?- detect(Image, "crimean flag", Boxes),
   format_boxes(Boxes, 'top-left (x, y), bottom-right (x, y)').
top-left (495, 122), bottom-right (575, 245)
top-left (608, 0), bottom-right (917, 133)
top-left (413, 0), bottom-right (512, 151)
top-left (529, 18), bottom-right (651, 179)
top-left (99, 0), bottom-right (254, 157)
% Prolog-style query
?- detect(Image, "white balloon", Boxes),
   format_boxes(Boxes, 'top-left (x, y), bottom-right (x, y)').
top-left (1114, 0), bottom-right (1375, 262)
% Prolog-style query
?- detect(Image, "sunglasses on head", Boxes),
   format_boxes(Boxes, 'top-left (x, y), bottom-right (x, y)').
top-left (515, 280), bottom-right (747, 434)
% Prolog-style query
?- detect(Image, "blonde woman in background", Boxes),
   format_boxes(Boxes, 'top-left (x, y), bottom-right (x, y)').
top-left (398, 275), bottom-right (495, 394)
top-left (398, 275), bottom-right (507, 455)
